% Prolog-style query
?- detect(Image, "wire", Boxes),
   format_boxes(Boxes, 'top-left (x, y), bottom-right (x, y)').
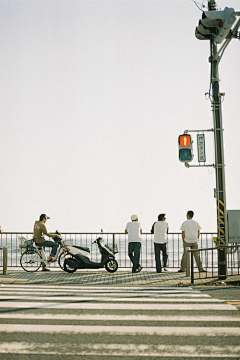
top-left (191, 0), bottom-right (206, 12)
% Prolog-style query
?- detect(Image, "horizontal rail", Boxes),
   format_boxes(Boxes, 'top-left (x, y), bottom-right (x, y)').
top-left (187, 245), bottom-right (240, 284)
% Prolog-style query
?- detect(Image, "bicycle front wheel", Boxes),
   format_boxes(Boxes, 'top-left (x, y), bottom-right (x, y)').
top-left (20, 249), bottom-right (42, 272)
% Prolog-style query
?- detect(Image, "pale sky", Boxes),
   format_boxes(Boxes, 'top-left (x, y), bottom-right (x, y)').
top-left (0, 0), bottom-right (240, 233)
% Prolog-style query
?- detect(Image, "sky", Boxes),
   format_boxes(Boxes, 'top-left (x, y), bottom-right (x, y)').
top-left (0, 0), bottom-right (240, 234)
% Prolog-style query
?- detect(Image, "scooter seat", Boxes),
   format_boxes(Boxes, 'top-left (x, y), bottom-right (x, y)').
top-left (73, 245), bottom-right (90, 253)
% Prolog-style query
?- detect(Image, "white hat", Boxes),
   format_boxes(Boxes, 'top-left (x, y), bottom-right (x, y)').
top-left (131, 214), bottom-right (138, 221)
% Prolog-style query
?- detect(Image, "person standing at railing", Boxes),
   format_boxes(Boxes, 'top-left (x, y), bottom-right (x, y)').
top-left (0, 225), bottom-right (3, 233)
top-left (125, 214), bottom-right (143, 273)
top-left (151, 214), bottom-right (168, 273)
top-left (33, 214), bottom-right (61, 271)
top-left (178, 210), bottom-right (206, 273)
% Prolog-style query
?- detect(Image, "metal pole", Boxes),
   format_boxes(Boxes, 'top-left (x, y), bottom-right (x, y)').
top-left (186, 248), bottom-right (190, 277)
top-left (3, 247), bottom-right (7, 275)
top-left (191, 251), bottom-right (194, 285)
top-left (208, 0), bottom-right (228, 279)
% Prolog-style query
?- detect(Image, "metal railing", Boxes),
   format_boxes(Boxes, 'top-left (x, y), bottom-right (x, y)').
top-left (187, 244), bottom-right (240, 284)
top-left (0, 231), bottom-right (223, 270)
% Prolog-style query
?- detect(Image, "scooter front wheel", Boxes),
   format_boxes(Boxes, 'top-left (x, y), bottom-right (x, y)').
top-left (105, 259), bottom-right (118, 273)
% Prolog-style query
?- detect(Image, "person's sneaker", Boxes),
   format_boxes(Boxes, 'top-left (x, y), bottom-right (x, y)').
top-left (164, 268), bottom-right (168, 271)
top-left (178, 269), bottom-right (185, 272)
top-left (42, 268), bottom-right (51, 272)
top-left (47, 256), bottom-right (56, 262)
top-left (200, 270), bottom-right (207, 272)
top-left (136, 266), bottom-right (143, 273)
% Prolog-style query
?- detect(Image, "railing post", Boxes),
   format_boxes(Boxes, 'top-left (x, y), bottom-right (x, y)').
top-left (113, 233), bottom-right (115, 252)
top-left (3, 247), bottom-right (7, 275)
top-left (191, 251), bottom-right (194, 285)
top-left (186, 247), bottom-right (190, 277)
top-left (238, 247), bottom-right (240, 271)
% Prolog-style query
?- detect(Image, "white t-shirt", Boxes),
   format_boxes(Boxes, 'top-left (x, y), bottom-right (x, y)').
top-left (154, 221), bottom-right (168, 244)
top-left (125, 221), bottom-right (142, 243)
top-left (180, 219), bottom-right (201, 243)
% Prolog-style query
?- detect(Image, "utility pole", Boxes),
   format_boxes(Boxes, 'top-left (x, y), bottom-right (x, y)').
top-left (208, 0), bottom-right (227, 279)
top-left (192, 0), bottom-right (240, 278)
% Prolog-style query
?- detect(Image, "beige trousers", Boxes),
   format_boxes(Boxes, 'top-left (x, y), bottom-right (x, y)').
top-left (180, 241), bottom-right (204, 271)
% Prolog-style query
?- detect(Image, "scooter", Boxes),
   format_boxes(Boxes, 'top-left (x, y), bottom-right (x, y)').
top-left (63, 237), bottom-right (118, 273)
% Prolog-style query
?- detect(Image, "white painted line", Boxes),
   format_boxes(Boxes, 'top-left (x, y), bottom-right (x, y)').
top-left (0, 285), bottom-right (198, 292)
top-left (0, 324), bottom-right (240, 336)
top-left (0, 313), bottom-right (239, 322)
top-left (0, 342), bottom-right (239, 357)
top-left (0, 301), bottom-right (236, 310)
top-left (0, 284), bottom-right (197, 293)
top-left (0, 295), bottom-right (220, 302)
top-left (0, 290), bottom-right (210, 297)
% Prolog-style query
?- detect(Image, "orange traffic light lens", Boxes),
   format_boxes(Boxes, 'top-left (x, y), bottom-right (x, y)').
top-left (179, 135), bottom-right (191, 147)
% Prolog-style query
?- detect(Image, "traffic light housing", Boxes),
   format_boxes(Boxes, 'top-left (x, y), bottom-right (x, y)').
top-left (178, 134), bottom-right (193, 163)
top-left (195, 7), bottom-right (236, 44)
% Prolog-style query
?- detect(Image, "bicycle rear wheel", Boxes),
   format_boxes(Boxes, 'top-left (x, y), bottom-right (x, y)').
top-left (20, 249), bottom-right (42, 272)
top-left (58, 251), bottom-right (69, 270)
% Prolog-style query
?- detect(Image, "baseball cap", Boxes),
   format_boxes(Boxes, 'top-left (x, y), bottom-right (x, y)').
top-left (131, 214), bottom-right (138, 221)
top-left (40, 214), bottom-right (51, 221)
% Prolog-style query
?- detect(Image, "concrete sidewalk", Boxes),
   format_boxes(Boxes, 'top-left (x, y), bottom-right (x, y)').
top-left (1, 269), bottom-right (239, 286)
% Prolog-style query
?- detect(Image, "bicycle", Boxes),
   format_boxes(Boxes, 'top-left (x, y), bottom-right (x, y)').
top-left (19, 233), bottom-right (73, 272)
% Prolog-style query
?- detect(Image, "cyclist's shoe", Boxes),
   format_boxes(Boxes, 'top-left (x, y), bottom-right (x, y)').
top-left (47, 256), bottom-right (57, 262)
top-left (42, 267), bottom-right (51, 271)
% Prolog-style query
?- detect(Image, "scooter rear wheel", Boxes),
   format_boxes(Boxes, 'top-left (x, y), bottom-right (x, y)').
top-left (63, 256), bottom-right (78, 273)
top-left (105, 259), bottom-right (118, 273)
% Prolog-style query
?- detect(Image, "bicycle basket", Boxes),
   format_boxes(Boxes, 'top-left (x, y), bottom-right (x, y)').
top-left (62, 239), bottom-right (73, 247)
top-left (27, 239), bottom-right (34, 247)
top-left (18, 237), bottom-right (34, 249)
top-left (19, 237), bottom-right (27, 248)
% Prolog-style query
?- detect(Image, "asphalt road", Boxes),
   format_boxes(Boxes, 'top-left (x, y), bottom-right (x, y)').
top-left (0, 284), bottom-right (239, 359)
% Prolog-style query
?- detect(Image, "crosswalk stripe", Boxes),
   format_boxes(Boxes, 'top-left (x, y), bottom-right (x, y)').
top-left (0, 295), bottom-right (221, 302)
top-left (0, 285), bottom-right (203, 293)
top-left (0, 301), bottom-right (236, 310)
top-left (0, 324), bottom-right (239, 336)
top-left (0, 313), bottom-right (239, 322)
top-left (0, 342), bottom-right (239, 357)
top-left (0, 291), bottom-right (211, 297)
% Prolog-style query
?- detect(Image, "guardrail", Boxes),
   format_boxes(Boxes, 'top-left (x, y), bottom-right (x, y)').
top-left (187, 244), bottom-right (240, 284)
top-left (0, 231), bottom-right (221, 270)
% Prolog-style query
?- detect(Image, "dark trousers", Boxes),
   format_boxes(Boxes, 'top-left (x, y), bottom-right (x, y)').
top-left (128, 242), bottom-right (141, 273)
top-left (36, 240), bottom-right (58, 256)
top-left (154, 242), bottom-right (168, 273)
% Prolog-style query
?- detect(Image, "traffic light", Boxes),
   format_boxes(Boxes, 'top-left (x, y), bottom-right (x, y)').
top-left (195, 7), bottom-right (236, 44)
top-left (178, 134), bottom-right (193, 163)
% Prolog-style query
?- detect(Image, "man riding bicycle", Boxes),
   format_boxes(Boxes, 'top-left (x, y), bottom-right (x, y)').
top-left (33, 214), bottom-right (61, 271)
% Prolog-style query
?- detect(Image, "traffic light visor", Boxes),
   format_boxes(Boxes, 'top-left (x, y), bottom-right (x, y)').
top-left (179, 135), bottom-right (191, 147)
